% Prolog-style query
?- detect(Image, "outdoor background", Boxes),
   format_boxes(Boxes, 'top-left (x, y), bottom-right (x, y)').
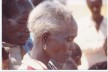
top-left (66, 0), bottom-right (107, 21)
top-left (0, 0), bottom-right (107, 70)
top-left (66, 0), bottom-right (107, 69)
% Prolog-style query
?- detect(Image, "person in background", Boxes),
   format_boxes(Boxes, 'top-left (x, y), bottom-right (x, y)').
top-left (23, 0), bottom-right (46, 53)
top-left (2, 0), bottom-right (32, 70)
top-left (88, 61), bottom-right (107, 70)
top-left (31, 0), bottom-right (45, 7)
top-left (2, 47), bottom-right (9, 70)
top-left (50, 43), bottom-right (82, 70)
top-left (71, 43), bottom-right (82, 67)
top-left (88, 38), bottom-right (107, 70)
top-left (74, 0), bottom-right (107, 69)
top-left (19, 1), bottom-right (78, 70)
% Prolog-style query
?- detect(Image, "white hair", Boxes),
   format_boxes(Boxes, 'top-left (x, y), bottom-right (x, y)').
top-left (27, 1), bottom-right (73, 41)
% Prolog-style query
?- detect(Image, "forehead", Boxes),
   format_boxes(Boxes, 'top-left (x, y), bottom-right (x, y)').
top-left (7, 0), bottom-right (32, 18)
top-left (52, 22), bottom-right (78, 38)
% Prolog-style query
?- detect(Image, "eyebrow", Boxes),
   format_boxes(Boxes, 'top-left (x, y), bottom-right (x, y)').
top-left (66, 35), bottom-right (77, 41)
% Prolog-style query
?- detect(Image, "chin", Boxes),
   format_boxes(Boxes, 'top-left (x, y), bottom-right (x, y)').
top-left (18, 41), bottom-right (26, 45)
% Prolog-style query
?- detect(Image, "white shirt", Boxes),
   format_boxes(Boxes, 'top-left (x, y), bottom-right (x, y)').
top-left (3, 43), bottom-right (22, 70)
top-left (75, 16), bottom-right (107, 69)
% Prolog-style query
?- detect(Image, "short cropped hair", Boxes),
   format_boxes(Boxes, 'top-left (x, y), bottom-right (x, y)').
top-left (27, 1), bottom-right (73, 41)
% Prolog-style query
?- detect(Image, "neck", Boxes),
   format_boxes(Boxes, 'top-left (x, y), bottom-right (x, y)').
top-left (30, 44), bottom-right (50, 66)
top-left (92, 14), bottom-right (103, 24)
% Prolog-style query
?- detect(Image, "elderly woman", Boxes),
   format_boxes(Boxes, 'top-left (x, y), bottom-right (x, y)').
top-left (19, 1), bottom-right (77, 70)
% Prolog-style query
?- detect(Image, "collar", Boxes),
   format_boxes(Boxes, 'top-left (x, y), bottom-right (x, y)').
top-left (21, 53), bottom-right (48, 70)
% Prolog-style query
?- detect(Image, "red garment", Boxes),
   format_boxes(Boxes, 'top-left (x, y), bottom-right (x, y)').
top-left (27, 66), bottom-right (36, 70)
top-left (27, 66), bottom-right (47, 70)
top-left (19, 53), bottom-right (48, 70)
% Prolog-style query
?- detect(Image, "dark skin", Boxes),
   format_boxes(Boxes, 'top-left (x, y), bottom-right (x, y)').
top-left (30, 19), bottom-right (78, 67)
top-left (2, 0), bottom-right (32, 45)
top-left (2, 47), bottom-right (9, 70)
top-left (89, 61), bottom-right (107, 70)
top-left (104, 38), bottom-right (107, 56)
top-left (3, 23), bottom-right (29, 45)
top-left (71, 43), bottom-right (82, 66)
top-left (31, 0), bottom-right (45, 6)
top-left (51, 43), bottom-right (82, 69)
top-left (62, 58), bottom-right (77, 70)
top-left (87, 0), bottom-right (103, 31)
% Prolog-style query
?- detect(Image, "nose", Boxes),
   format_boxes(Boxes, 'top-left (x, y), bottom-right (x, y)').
top-left (93, 7), bottom-right (97, 12)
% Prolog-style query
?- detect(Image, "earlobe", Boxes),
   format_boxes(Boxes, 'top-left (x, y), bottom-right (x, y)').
top-left (43, 44), bottom-right (47, 50)
top-left (42, 32), bottom-right (51, 50)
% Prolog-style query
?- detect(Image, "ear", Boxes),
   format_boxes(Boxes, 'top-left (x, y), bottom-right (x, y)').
top-left (42, 32), bottom-right (51, 43)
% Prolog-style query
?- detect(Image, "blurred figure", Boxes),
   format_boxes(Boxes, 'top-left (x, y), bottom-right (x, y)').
top-left (50, 43), bottom-right (82, 70)
top-left (61, 57), bottom-right (77, 70)
top-left (103, 38), bottom-right (107, 56)
top-left (2, 47), bottom-right (9, 70)
top-left (61, 43), bottom-right (82, 70)
top-left (31, 0), bottom-right (45, 6)
top-left (71, 43), bottom-right (82, 67)
top-left (2, 0), bottom-right (32, 70)
top-left (23, 0), bottom-right (46, 53)
top-left (89, 38), bottom-right (107, 70)
top-left (19, 1), bottom-right (77, 70)
top-left (75, 0), bottom-right (107, 69)
top-left (89, 61), bottom-right (107, 70)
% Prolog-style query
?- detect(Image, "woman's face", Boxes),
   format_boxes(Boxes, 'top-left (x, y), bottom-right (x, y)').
top-left (6, 23), bottom-right (30, 45)
top-left (45, 22), bottom-right (77, 63)
top-left (87, 0), bottom-right (102, 16)
top-left (2, 0), bottom-right (32, 45)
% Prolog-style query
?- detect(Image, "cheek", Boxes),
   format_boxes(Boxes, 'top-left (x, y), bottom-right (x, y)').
top-left (12, 33), bottom-right (19, 40)
top-left (46, 40), bottom-right (60, 56)
top-left (46, 38), bottom-right (67, 59)
top-left (8, 33), bottom-right (17, 42)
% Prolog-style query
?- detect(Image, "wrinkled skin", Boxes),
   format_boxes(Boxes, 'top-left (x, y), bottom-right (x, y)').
top-left (2, 0), bottom-right (32, 45)
top-left (44, 20), bottom-right (78, 63)
top-left (51, 42), bottom-right (81, 69)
